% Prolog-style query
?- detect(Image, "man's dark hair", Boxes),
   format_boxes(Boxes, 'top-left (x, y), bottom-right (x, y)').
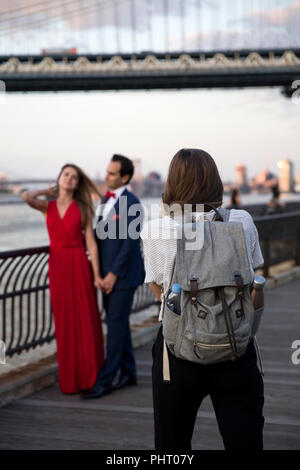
top-left (112, 154), bottom-right (134, 184)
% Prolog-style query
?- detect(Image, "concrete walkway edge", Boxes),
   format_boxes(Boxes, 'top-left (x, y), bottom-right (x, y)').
top-left (0, 324), bottom-right (160, 408)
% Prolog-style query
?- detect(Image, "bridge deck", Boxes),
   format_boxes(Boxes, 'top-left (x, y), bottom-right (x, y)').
top-left (2, 50), bottom-right (300, 92)
top-left (0, 278), bottom-right (299, 450)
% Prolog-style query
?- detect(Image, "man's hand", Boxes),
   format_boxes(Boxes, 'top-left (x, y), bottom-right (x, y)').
top-left (102, 272), bottom-right (117, 295)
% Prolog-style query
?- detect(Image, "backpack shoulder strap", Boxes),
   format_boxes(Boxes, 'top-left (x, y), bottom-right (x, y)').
top-left (215, 207), bottom-right (231, 222)
top-left (204, 204), bottom-right (231, 222)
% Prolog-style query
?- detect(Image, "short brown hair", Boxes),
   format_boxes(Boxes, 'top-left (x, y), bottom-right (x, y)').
top-left (162, 148), bottom-right (223, 212)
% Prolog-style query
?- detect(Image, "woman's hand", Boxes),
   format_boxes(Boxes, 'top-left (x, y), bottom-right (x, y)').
top-left (94, 275), bottom-right (104, 292)
top-left (22, 188), bottom-right (50, 213)
top-left (101, 272), bottom-right (117, 295)
top-left (47, 185), bottom-right (58, 199)
top-left (149, 282), bottom-right (162, 301)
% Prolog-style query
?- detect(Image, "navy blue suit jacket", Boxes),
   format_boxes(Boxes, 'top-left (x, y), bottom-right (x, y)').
top-left (95, 188), bottom-right (145, 291)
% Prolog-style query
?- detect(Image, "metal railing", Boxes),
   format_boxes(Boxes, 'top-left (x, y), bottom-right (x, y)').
top-left (242, 200), bottom-right (300, 218)
top-left (254, 211), bottom-right (300, 277)
top-left (0, 246), bottom-right (158, 358)
top-left (0, 246), bottom-right (53, 357)
top-left (1, 209), bottom-right (300, 358)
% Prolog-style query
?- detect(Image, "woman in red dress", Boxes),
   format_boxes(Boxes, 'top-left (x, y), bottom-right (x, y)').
top-left (22, 164), bottom-right (105, 394)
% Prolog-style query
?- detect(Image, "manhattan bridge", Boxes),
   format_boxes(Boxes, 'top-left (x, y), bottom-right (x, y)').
top-left (0, 0), bottom-right (299, 94)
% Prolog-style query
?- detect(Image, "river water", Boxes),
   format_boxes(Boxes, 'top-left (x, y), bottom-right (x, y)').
top-left (1, 193), bottom-right (300, 251)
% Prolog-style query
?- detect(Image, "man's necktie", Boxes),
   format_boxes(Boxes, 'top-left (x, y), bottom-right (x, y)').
top-left (106, 190), bottom-right (116, 199)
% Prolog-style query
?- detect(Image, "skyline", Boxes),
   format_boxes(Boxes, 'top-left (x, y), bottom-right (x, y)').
top-left (0, 87), bottom-right (299, 183)
top-left (1, 156), bottom-right (299, 186)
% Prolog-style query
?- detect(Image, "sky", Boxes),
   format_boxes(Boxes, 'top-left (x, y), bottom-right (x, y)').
top-left (0, 86), bottom-right (299, 182)
top-left (1, 0), bottom-right (300, 54)
top-left (0, 1), bottom-right (299, 183)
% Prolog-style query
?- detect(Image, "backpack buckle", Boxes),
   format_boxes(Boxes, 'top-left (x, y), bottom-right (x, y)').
top-left (234, 272), bottom-right (244, 298)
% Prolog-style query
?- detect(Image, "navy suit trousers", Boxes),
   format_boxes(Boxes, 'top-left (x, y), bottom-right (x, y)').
top-left (96, 288), bottom-right (136, 387)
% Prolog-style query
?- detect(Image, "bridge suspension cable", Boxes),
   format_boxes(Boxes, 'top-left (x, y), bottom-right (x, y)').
top-left (130, 0), bottom-right (136, 52)
top-left (114, 0), bottom-right (120, 52)
top-left (164, 0), bottom-right (169, 52)
top-left (0, 0), bottom-right (63, 18)
top-left (0, 1), bottom-right (299, 55)
top-left (147, 0), bottom-right (152, 51)
top-left (180, 0), bottom-right (185, 51)
top-left (0, 0), bottom-right (75, 27)
top-left (0, 0), bottom-right (127, 37)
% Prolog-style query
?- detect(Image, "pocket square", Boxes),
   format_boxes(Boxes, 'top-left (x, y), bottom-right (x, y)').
top-left (112, 214), bottom-right (119, 220)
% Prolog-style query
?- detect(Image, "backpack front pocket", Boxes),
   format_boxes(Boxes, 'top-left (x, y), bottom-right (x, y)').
top-left (180, 327), bottom-right (251, 364)
top-left (162, 303), bottom-right (181, 356)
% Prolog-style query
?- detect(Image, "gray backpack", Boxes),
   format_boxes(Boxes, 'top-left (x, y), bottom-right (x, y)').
top-left (161, 207), bottom-right (264, 382)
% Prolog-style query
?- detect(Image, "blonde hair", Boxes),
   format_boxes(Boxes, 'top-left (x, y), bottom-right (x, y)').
top-left (57, 163), bottom-right (101, 228)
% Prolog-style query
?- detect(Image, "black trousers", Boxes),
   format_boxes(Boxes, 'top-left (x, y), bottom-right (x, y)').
top-left (152, 326), bottom-right (264, 451)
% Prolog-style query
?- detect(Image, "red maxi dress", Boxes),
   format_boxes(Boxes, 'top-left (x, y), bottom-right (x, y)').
top-left (46, 200), bottom-right (104, 393)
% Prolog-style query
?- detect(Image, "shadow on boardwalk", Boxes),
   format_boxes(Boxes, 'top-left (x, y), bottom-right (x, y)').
top-left (0, 278), bottom-right (299, 450)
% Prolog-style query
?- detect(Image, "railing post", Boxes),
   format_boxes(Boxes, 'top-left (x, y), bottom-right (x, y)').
top-left (296, 229), bottom-right (300, 266)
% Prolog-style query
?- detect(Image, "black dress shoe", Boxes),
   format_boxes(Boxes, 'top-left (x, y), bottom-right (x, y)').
top-left (112, 376), bottom-right (137, 391)
top-left (80, 384), bottom-right (112, 400)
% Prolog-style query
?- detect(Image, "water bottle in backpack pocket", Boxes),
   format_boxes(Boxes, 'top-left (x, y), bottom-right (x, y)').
top-left (166, 283), bottom-right (182, 315)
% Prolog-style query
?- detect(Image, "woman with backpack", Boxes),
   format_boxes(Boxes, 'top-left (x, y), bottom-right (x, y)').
top-left (141, 148), bottom-right (265, 450)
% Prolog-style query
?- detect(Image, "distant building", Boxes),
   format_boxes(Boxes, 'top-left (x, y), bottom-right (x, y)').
top-left (0, 172), bottom-right (8, 192)
top-left (132, 158), bottom-right (143, 179)
top-left (131, 159), bottom-right (145, 197)
top-left (147, 172), bottom-right (161, 181)
top-left (250, 169), bottom-right (277, 192)
top-left (295, 173), bottom-right (300, 193)
top-left (235, 164), bottom-right (250, 193)
top-left (278, 159), bottom-right (294, 193)
top-left (223, 182), bottom-right (231, 194)
top-left (141, 172), bottom-right (164, 198)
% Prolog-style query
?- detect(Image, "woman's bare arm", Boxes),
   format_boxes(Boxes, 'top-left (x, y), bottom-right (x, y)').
top-left (22, 188), bottom-right (52, 213)
top-left (149, 282), bottom-right (162, 301)
top-left (84, 212), bottom-right (103, 289)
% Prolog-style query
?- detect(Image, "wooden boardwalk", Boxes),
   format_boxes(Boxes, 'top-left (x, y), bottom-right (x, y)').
top-left (0, 278), bottom-right (299, 450)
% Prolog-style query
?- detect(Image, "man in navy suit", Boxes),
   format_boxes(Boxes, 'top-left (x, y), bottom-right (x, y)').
top-left (81, 154), bottom-right (145, 399)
